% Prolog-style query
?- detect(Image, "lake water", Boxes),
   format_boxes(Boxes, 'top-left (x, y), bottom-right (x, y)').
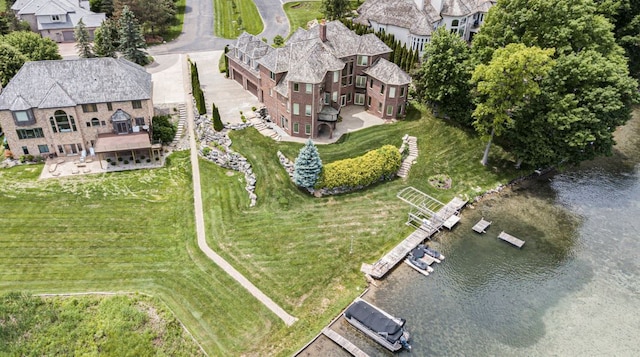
top-left (341, 139), bottom-right (640, 355)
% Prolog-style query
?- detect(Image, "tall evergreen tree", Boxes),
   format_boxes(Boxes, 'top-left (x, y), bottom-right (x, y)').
top-left (118, 5), bottom-right (149, 66)
top-left (93, 19), bottom-right (118, 57)
top-left (212, 103), bottom-right (224, 131)
top-left (223, 45), bottom-right (230, 77)
top-left (293, 140), bottom-right (323, 189)
top-left (74, 19), bottom-right (94, 58)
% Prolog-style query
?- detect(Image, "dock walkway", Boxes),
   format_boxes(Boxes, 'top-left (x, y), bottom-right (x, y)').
top-left (472, 218), bottom-right (492, 234)
top-left (362, 197), bottom-right (466, 279)
top-left (322, 328), bottom-right (370, 357)
top-left (498, 231), bottom-right (525, 248)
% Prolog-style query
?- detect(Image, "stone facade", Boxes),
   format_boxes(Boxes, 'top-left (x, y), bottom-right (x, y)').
top-left (227, 21), bottom-right (411, 140)
top-left (1, 101), bottom-right (153, 158)
top-left (0, 58), bottom-right (154, 159)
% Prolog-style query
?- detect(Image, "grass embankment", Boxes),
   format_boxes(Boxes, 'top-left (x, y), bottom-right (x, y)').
top-left (283, 1), bottom-right (362, 37)
top-left (214, 0), bottom-right (263, 39)
top-left (163, 0), bottom-right (187, 42)
top-left (0, 292), bottom-right (203, 355)
top-left (0, 152), bottom-right (279, 356)
top-left (200, 104), bottom-right (518, 354)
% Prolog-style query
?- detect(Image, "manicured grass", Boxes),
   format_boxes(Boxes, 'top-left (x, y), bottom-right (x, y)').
top-left (214, 0), bottom-right (263, 39)
top-left (200, 103), bottom-right (519, 354)
top-left (284, 1), bottom-right (324, 35)
top-left (163, 0), bottom-right (187, 42)
top-left (0, 292), bottom-right (203, 355)
top-left (0, 152), bottom-right (280, 356)
top-left (283, 1), bottom-right (362, 37)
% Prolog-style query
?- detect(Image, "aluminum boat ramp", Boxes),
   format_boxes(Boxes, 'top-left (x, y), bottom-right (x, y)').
top-left (498, 231), bottom-right (525, 248)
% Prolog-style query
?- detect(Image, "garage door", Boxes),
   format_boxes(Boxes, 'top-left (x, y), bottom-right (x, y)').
top-left (246, 81), bottom-right (258, 97)
top-left (233, 69), bottom-right (243, 85)
top-left (62, 31), bottom-right (75, 42)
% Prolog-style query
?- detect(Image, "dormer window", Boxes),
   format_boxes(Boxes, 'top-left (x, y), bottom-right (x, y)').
top-left (51, 15), bottom-right (61, 22)
top-left (12, 109), bottom-right (35, 126)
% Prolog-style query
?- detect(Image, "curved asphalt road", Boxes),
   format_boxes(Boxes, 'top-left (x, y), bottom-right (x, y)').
top-left (149, 0), bottom-right (289, 55)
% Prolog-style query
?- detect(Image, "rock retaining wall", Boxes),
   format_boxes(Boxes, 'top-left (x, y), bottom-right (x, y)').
top-left (194, 106), bottom-right (258, 207)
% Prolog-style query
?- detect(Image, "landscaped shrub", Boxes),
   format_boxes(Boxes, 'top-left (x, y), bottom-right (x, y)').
top-left (212, 103), bottom-right (224, 131)
top-left (294, 139), bottom-right (322, 189)
top-left (111, 161), bottom-right (117, 166)
top-left (124, 160), bottom-right (129, 164)
top-left (152, 115), bottom-right (177, 144)
top-left (316, 145), bottom-right (401, 190)
top-left (118, 157), bottom-right (123, 162)
top-left (146, 158), bottom-right (151, 163)
top-left (202, 147), bottom-right (212, 156)
top-left (135, 159), bottom-right (141, 163)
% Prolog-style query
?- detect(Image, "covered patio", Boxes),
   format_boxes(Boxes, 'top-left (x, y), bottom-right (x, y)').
top-left (93, 133), bottom-right (163, 169)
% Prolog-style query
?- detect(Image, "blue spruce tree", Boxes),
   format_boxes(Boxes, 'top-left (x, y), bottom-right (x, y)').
top-left (294, 139), bottom-right (322, 189)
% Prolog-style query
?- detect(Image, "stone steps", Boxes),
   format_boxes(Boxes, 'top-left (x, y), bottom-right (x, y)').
top-left (397, 135), bottom-right (418, 178)
top-left (171, 104), bottom-right (187, 146)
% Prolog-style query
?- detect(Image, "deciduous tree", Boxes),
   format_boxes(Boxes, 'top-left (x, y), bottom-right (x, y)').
top-left (321, 0), bottom-right (349, 21)
top-left (472, 44), bottom-right (555, 166)
top-left (294, 140), bottom-right (323, 189)
top-left (471, 0), bottom-right (638, 168)
top-left (414, 27), bottom-right (473, 125)
top-left (0, 31), bottom-right (61, 61)
top-left (0, 43), bottom-right (27, 86)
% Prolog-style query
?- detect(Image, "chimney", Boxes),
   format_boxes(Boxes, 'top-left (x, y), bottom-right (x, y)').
top-left (319, 19), bottom-right (327, 42)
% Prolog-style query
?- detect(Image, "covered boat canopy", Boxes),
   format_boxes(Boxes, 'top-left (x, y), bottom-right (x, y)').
top-left (344, 300), bottom-right (404, 343)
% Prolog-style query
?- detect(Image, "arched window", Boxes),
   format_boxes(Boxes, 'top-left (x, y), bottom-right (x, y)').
top-left (451, 19), bottom-right (459, 27)
top-left (50, 110), bottom-right (77, 132)
top-left (91, 118), bottom-right (100, 127)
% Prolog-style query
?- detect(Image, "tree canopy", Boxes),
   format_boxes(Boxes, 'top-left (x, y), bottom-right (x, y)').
top-left (321, 0), bottom-right (349, 21)
top-left (118, 5), bottom-right (149, 65)
top-left (470, 0), bottom-right (638, 167)
top-left (0, 31), bottom-right (61, 61)
top-left (0, 43), bottom-right (27, 87)
top-left (93, 19), bottom-right (118, 58)
top-left (414, 27), bottom-right (473, 125)
top-left (594, 0), bottom-right (640, 79)
top-left (75, 19), bottom-right (94, 58)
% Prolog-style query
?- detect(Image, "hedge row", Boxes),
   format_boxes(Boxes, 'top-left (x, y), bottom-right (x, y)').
top-left (316, 145), bottom-right (401, 190)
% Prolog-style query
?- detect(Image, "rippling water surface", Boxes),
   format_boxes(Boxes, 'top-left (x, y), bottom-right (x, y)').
top-left (343, 162), bottom-right (640, 356)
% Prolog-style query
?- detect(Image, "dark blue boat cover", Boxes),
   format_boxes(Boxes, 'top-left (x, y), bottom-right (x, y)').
top-left (345, 301), bottom-right (404, 343)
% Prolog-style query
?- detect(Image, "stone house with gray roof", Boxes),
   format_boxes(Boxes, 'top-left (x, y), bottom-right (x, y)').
top-left (11, 0), bottom-right (105, 42)
top-left (355, 0), bottom-right (495, 54)
top-left (227, 21), bottom-right (410, 139)
top-left (0, 57), bottom-right (155, 161)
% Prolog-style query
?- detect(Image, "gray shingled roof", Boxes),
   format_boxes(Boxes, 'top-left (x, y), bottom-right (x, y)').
top-left (16, 0), bottom-right (78, 15)
top-left (257, 21), bottom-right (390, 83)
top-left (363, 58), bottom-right (411, 86)
top-left (0, 57), bottom-right (152, 111)
top-left (355, 0), bottom-right (440, 36)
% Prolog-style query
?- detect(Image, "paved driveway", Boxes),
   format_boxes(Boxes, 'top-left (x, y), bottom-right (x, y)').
top-left (254, 0), bottom-right (290, 42)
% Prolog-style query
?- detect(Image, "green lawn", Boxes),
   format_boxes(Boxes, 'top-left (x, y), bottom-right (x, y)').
top-left (214, 0), bottom-right (263, 39)
top-left (201, 104), bottom-right (518, 354)
top-left (0, 152), bottom-right (280, 356)
top-left (164, 0), bottom-right (187, 42)
top-left (284, 1), bottom-right (362, 37)
top-left (0, 293), bottom-right (203, 355)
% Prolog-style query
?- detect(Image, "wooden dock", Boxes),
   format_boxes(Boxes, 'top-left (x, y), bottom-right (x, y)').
top-left (362, 197), bottom-right (465, 279)
top-left (498, 231), bottom-right (525, 248)
top-left (442, 214), bottom-right (461, 230)
top-left (472, 218), bottom-right (492, 234)
top-left (322, 328), bottom-right (370, 357)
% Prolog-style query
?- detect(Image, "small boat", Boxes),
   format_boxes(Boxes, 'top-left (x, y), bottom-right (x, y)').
top-left (423, 245), bottom-right (445, 261)
top-left (412, 245), bottom-right (440, 264)
top-left (344, 298), bottom-right (411, 351)
top-left (405, 258), bottom-right (434, 276)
